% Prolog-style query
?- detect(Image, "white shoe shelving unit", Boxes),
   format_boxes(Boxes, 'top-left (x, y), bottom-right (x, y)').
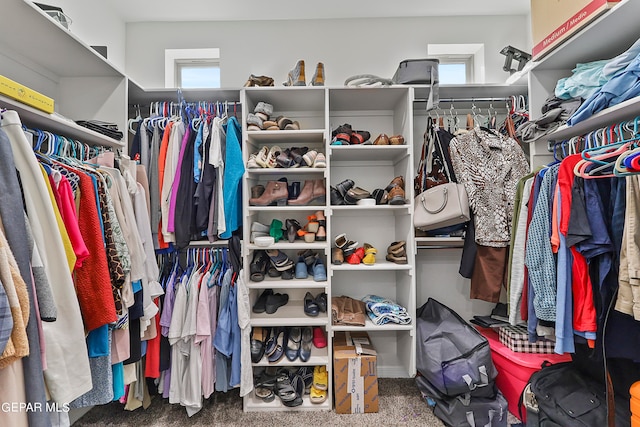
top-left (241, 87), bottom-right (332, 412)
top-left (328, 86), bottom-right (416, 378)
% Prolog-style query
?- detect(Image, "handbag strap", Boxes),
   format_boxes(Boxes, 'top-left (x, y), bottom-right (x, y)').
top-left (420, 185), bottom-right (449, 214)
top-left (434, 129), bottom-right (453, 182)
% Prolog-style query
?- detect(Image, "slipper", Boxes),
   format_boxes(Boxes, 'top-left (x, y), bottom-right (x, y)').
top-left (254, 386), bottom-right (275, 402)
top-left (310, 385), bottom-right (327, 404)
top-left (350, 130), bottom-right (371, 145)
top-left (346, 246), bottom-right (365, 265)
top-left (313, 327), bottom-right (327, 348)
top-left (313, 365), bottom-right (328, 391)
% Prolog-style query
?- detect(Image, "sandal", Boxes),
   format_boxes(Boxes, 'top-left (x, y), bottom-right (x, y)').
top-left (265, 249), bottom-right (294, 271)
top-left (313, 365), bottom-right (328, 391)
top-left (282, 374), bottom-right (304, 407)
top-left (342, 240), bottom-right (359, 257)
top-left (310, 385), bottom-right (327, 404)
top-left (254, 386), bottom-right (275, 403)
top-left (266, 145), bottom-right (283, 168)
top-left (315, 210), bottom-right (326, 241)
top-left (275, 371), bottom-right (298, 402)
top-left (249, 250), bottom-right (269, 282)
top-left (254, 146), bottom-right (270, 168)
top-left (331, 123), bottom-right (352, 144)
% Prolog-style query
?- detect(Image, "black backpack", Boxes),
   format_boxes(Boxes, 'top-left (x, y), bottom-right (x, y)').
top-left (527, 362), bottom-right (606, 427)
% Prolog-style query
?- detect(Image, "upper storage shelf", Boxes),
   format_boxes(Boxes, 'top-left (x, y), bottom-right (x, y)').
top-left (0, 0), bottom-right (125, 78)
top-left (531, 0), bottom-right (640, 71)
top-left (329, 86), bottom-right (410, 111)
top-left (128, 79), bottom-right (242, 105)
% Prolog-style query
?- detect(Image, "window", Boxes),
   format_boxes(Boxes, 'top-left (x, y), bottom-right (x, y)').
top-left (428, 44), bottom-right (485, 84)
top-left (165, 48), bottom-right (220, 88)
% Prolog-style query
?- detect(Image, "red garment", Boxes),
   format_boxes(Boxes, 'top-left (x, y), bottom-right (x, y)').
top-left (156, 122), bottom-right (174, 250)
top-left (53, 175), bottom-right (90, 268)
top-left (144, 298), bottom-right (161, 379)
top-left (557, 155), bottom-right (597, 338)
top-left (64, 166), bottom-right (117, 331)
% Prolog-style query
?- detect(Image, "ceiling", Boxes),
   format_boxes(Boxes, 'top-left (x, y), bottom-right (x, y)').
top-left (105, 0), bottom-right (530, 23)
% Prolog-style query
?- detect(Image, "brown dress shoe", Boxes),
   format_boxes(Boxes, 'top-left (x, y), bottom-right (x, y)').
top-left (389, 135), bottom-right (405, 145)
top-left (387, 186), bottom-right (406, 205)
top-left (386, 176), bottom-right (405, 191)
top-left (373, 134), bottom-right (390, 145)
top-left (249, 181), bottom-right (289, 206)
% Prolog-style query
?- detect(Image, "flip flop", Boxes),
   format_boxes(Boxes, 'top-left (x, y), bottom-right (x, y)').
top-left (254, 386), bottom-right (275, 402)
top-left (313, 365), bottom-right (328, 391)
top-left (310, 385), bottom-right (327, 403)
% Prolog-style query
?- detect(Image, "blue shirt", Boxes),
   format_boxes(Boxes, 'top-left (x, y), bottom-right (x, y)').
top-left (193, 121), bottom-right (205, 183)
top-left (220, 117), bottom-right (245, 239)
top-left (554, 188), bottom-right (575, 354)
top-left (569, 52), bottom-right (640, 125)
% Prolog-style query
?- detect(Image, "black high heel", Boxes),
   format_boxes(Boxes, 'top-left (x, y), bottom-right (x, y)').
top-left (285, 219), bottom-right (302, 243)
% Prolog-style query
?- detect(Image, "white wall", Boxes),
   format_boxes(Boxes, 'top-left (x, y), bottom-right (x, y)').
top-left (42, 0), bottom-right (126, 70)
top-left (126, 15), bottom-right (529, 88)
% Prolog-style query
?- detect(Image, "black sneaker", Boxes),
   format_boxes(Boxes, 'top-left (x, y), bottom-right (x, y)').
top-left (265, 293), bottom-right (289, 314)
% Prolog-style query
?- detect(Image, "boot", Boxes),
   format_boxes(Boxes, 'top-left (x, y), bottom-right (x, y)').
top-left (288, 179), bottom-right (325, 206)
top-left (311, 62), bottom-right (324, 86)
top-left (251, 184), bottom-right (265, 199)
top-left (288, 181), bottom-right (301, 200)
top-left (284, 60), bottom-right (306, 86)
top-left (249, 180), bottom-right (289, 206)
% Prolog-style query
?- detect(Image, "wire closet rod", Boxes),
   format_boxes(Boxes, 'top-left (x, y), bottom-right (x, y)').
top-left (414, 97), bottom-right (514, 103)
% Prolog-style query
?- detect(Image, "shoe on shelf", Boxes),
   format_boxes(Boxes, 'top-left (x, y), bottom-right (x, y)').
top-left (344, 186), bottom-right (371, 205)
top-left (386, 241), bottom-right (408, 264)
top-left (255, 101), bottom-right (274, 117)
top-left (288, 181), bottom-right (301, 200)
top-left (288, 179), bottom-right (325, 206)
top-left (313, 365), bottom-right (328, 391)
top-left (373, 133), bottom-right (390, 145)
top-left (276, 115), bottom-right (293, 130)
top-left (250, 251), bottom-right (270, 282)
top-left (332, 247), bottom-right (344, 265)
top-left (269, 219), bottom-right (284, 241)
top-left (251, 184), bottom-right (265, 199)
top-left (266, 249), bottom-right (294, 271)
top-left (246, 113), bottom-right (264, 131)
top-left (372, 188), bottom-right (386, 205)
top-left (342, 240), bottom-right (359, 257)
top-left (302, 150), bottom-right (318, 167)
top-left (289, 147), bottom-right (308, 166)
top-left (315, 210), bottom-right (326, 241)
top-left (286, 219), bottom-right (302, 243)
top-left (387, 186), bottom-right (406, 205)
top-left (299, 327), bottom-right (313, 362)
top-left (250, 231), bottom-right (269, 243)
top-left (304, 232), bottom-right (316, 243)
top-left (281, 267), bottom-right (295, 280)
top-left (346, 246), bottom-right (365, 265)
top-left (330, 186), bottom-right (345, 205)
top-left (263, 120), bottom-right (279, 131)
top-left (285, 327), bottom-right (302, 361)
top-left (252, 221), bottom-right (270, 233)
top-left (285, 121), bottom-right (300, 131)
top-left (249, 180), bottom-right (289, 206)
top-left (313, 152), bottom-right (327, 168)
top-left (304, 292), bottom-right (319, 317)
top-left (283, 59), bottom-right (306, 87)
top-left (389, 135), bottom-right (405, 145)
top-left (310, 385), bottom-right (328, 404)
top-left (268, 328), bottom-right (286, 362)
top-left (313, 327), bottom-right (327, 348)
top-left (311, 62), bottom-right (324, 86)
top-left (315, 292), bottom-right (327, 313)
top-left (350, 130), bottom-right (371, 145)
top-left (331, 123), bottom-right (352, 145)
top-left (295, 256), bottom-right (308, 279)
top-left (276, 148), bottom-right (295, 168)
top-left (251, 327), bottom-right (267, 363)
top-left (244, 74), bottom-right (275, 87)
top-left (247, 154), bottom-right (260, 169)
top-left (362, 243), bottom-right (377, 265)
top-left (312, 257), bottom-right (327, 282)
top-left (335, 179), bottom-right (354, 199)
top-left (254, 146), bottom-right (270, 168)
top-left (265, 292), bottom-right (289, 314)
top-left (252, 288), bottom-right (274, 313)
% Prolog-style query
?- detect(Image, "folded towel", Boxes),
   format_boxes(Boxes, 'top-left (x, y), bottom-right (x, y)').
top-left (361, 295), bottom-right (412, 325)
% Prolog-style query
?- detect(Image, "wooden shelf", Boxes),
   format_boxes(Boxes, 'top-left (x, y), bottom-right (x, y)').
top-left (0, 95), bottom-right (124, 148)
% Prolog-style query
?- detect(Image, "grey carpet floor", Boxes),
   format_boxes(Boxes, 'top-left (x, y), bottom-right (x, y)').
top-left (74, 378), bottom-right (521, 426)
top-left (74, 378), bottom-right (443, 426)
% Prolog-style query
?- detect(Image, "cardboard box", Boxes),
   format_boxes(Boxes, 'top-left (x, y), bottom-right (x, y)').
top-left (531, 0), bottom-right (620, 59)
top-left (333, 331), bottom-right (378, 414)
top-left (0, 75), bottom-right (54, 114)
top-left (498, 325), bottom-right (555, 354)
